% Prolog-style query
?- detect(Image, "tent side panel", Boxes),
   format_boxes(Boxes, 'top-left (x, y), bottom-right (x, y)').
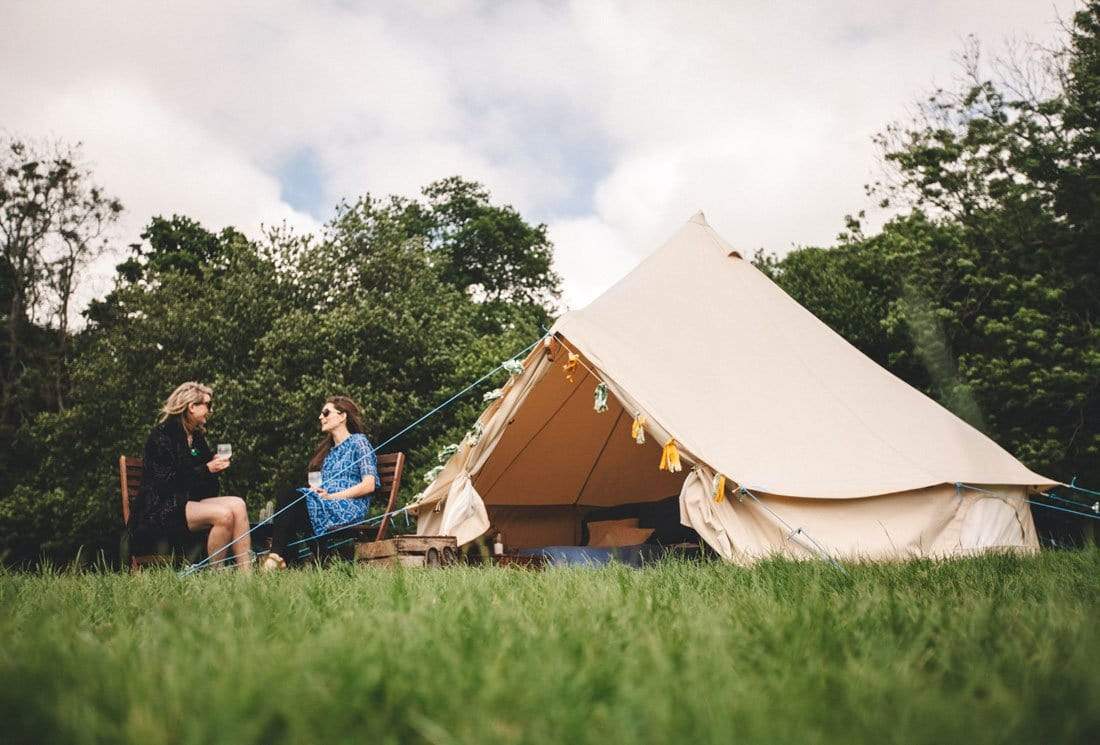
top-left (680, 468), bottom-right (1039, 562)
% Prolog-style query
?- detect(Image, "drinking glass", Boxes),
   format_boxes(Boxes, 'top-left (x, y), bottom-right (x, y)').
top-left (217, 443), bottom-right (232, 460)
top-left (308, 471), bottom-right (323, 490)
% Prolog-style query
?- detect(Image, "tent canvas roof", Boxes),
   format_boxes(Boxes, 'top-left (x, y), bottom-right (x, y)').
top-left (537, 212), bottom-right (1052, 499)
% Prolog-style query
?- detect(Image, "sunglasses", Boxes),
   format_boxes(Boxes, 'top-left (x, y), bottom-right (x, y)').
top-left (320, 407), bottom-right (341, 419)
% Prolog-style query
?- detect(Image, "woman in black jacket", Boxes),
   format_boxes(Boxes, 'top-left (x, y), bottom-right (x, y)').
top-left (128, 382), bottom-right (252, 571)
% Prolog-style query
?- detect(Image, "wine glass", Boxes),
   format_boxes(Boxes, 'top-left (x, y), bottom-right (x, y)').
top-left (217, 443), bottom-right (232, 460)
top-left (308, 471), bottom-right (323, 491)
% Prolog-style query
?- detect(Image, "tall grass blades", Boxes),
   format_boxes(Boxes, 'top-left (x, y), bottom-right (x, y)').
top-left (0, 551), bottom-right (1097, 745)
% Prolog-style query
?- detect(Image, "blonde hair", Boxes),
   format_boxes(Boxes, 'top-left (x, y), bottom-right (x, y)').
top-left (159, 381), bottom-right (214, 426)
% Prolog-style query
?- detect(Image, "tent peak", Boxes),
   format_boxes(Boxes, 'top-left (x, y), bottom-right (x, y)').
top-left (686, 211), bottom-right (742, 259)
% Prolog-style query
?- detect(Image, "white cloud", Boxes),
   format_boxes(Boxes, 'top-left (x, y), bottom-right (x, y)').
top-left (0, 0), bottom-right (1078, 318)
top-left (548, 216), bottom-right (636, 310)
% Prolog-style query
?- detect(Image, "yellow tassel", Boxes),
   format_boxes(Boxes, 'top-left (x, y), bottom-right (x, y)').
top-left (659, 440), bottom-right (682, 473)
top-left (713, 474), bottom-right (727, 503)
top-left (631, 414), bottom-right (646, 445)
top-left (562, 352), bottom-right (579, 383)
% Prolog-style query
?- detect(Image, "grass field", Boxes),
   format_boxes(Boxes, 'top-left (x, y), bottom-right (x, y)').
top-left (1, 550), bottom-right (1097, 745)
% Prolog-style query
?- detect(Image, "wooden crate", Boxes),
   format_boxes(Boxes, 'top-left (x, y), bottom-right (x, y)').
top-left (355, 535), bottom-right (459, 567)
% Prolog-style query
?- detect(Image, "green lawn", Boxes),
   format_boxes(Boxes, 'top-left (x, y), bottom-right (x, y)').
top-left (1, 550), bottom-right (1097, 745)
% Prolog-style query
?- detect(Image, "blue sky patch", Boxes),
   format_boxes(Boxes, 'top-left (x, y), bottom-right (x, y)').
top-left (277, 146), bottom-right (328, 219)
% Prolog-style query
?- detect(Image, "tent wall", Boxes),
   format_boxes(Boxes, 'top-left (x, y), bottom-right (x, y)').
top-left (679, 466), bottom-right (1039, 562)
top-left (486, 506), bottom-right (584, 548)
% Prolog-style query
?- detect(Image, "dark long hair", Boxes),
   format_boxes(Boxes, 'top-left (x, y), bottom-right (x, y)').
top-left (308, 395), bottom-right (367, 470)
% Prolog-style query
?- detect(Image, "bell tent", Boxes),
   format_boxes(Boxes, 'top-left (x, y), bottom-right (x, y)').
top-left (410, 213), bottom-right (1053, 563)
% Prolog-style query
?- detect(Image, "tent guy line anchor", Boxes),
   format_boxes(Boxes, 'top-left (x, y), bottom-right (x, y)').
top-left (739, 487), bottom-right (849, 576)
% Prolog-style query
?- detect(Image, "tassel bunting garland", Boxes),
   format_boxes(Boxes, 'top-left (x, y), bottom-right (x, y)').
top-left (437, 443), bottom-right (459, 464)
top-left (593, 382), bottom-right (609, 413)
top-left (713, 474), bottom-right (727, 503)
top-left (563, 353), bottom-right (579, 383)
top-left (423, 465), bottom-right (445, 485)
top-left (502, 359), bottom-right (524, 377)
top-left (631, 414), bottom-right (646, 445)
top-left (659, 440), bottom-right (682, 473)
top-left (465, 421), bottom-right (484, 447)
top-left (482, 388), bottom-right (503, 402)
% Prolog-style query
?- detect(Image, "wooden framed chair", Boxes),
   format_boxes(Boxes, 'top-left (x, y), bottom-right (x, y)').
top-left (119, 455), bottom-right (175, 571)
top-left (371, 452), bottom-right (407, 542)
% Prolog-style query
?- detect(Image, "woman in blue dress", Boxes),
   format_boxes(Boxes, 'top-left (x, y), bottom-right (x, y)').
top-left (265, 395), bottom-right (378, 568)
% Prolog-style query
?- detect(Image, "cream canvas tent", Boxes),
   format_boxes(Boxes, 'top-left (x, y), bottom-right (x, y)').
top-left (410, 213), bottom-right (1054, 562)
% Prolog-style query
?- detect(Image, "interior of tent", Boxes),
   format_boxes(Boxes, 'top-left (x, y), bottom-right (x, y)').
top-left (471, 344), bottom-right (699, 555)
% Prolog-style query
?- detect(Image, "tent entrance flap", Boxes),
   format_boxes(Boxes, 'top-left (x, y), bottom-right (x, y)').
top-left (473, 347), bottom-right (687, 510)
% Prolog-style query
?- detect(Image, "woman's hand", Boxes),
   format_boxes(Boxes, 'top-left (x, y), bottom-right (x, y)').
top-left (206, 457), bottom-right (230, 474)
top-left (312, 487), bottom-right (333, 500)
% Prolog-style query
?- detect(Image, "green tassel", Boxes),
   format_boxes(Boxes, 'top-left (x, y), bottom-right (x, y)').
top-left (593, 382), bottom-right (609, 413)
top-left (423, 465), bottom-right (445, 485)
top-left (466, 421), bottom-right (484, 446)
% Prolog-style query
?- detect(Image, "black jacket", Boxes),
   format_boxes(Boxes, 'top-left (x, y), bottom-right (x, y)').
top-left (128, 417), bottom-right (220, 550)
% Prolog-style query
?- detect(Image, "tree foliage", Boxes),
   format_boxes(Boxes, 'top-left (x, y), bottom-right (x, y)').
top-left (0, 137), bottom-right (121, 433)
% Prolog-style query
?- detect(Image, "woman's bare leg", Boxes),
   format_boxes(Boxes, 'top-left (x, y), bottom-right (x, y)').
top-left (186, 500), bottom-right (234, 566)
top-left (186, 497), bottom-right (252, 571)
top-left (204, 496), bottom-right (252, 571)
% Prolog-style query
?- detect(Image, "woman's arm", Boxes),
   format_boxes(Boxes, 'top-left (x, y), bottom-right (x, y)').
top-left (327, 476), bottom-right (376, 500)
top-left (325, 435), bottom-right (378, 500)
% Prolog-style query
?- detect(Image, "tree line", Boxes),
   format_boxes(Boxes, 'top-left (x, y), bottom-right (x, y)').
top-left (1, 3), bottom-right (1097, 563)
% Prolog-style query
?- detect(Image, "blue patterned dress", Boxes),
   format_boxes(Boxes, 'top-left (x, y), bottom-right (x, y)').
top-left (300, 433), bottom-right (379, 534)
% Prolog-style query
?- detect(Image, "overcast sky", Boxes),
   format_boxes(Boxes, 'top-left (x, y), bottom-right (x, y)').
top-left (1, 0), bottom-right (1076, 313)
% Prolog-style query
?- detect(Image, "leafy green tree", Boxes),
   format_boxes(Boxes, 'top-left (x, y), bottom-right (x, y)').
top-left (116, 215), bottom-right (247, 283)
top-left (420, 177), bottom-right (560, 308)
top-left (0, 137), bottom-right (121, 431)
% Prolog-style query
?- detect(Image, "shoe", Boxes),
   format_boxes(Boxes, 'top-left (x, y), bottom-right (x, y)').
top-left (261, 552), bottom-right (287, 571)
